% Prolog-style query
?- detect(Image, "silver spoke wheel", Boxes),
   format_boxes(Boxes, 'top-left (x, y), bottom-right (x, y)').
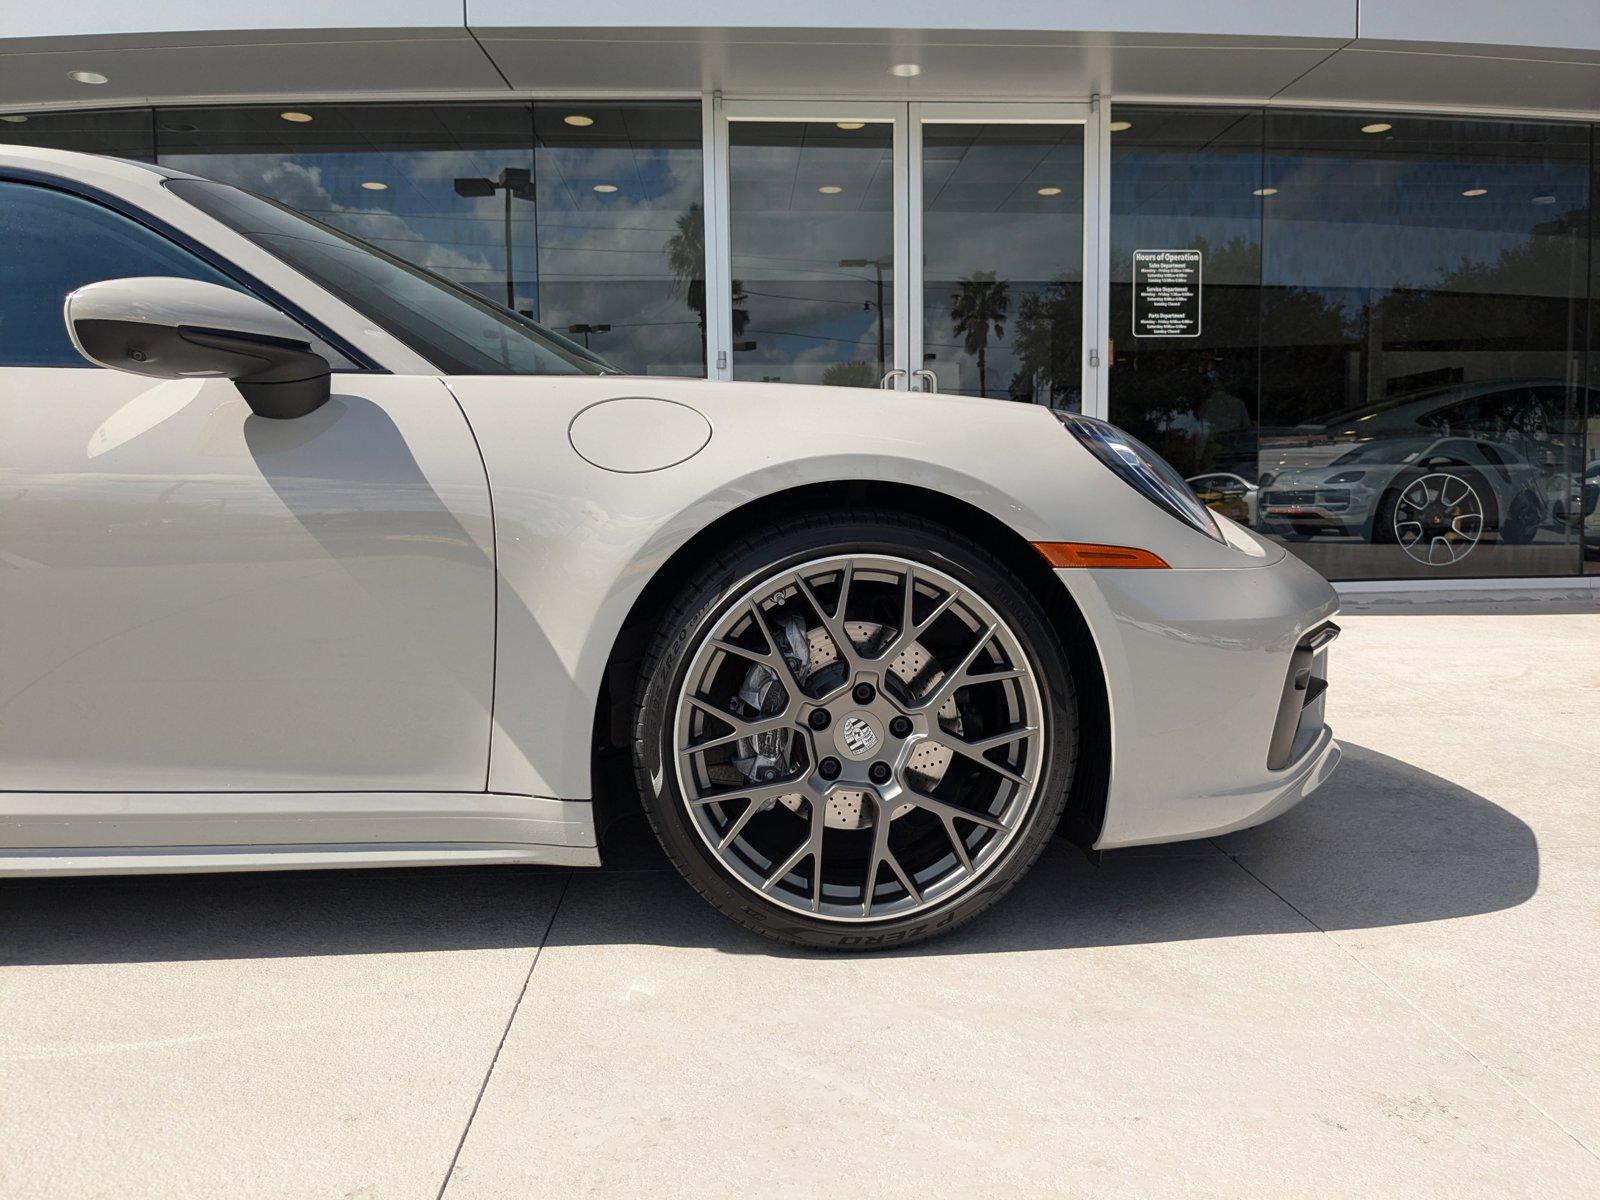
top-left (672, 553), bottom-right (1046, 922)
top-left (1393, 472), bottom-right (1483, 566)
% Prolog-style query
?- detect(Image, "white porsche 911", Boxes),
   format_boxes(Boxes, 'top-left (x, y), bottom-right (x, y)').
top-left (0, 147), bottom-right (1340, 948)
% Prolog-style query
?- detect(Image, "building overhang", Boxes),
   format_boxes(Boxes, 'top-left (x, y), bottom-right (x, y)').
top-left (1, 5), bottom-right (1598, 119)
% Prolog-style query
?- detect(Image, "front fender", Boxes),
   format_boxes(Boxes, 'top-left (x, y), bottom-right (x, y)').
top-left (447, 376), bottom-right (1270, 798)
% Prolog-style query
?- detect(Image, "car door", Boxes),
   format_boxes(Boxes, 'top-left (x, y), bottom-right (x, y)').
top-left (0, 178), bottom-right (496, 794)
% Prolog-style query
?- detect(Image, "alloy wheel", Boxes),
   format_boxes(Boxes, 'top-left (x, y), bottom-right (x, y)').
top-left (672, 554), bottom-right (1046, 922)
top-left (1393, 472), bottom-right (1484, 566)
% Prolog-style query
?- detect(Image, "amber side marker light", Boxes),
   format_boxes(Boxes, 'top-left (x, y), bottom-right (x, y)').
top-left (1031, 542), bottom-right (1170, 569)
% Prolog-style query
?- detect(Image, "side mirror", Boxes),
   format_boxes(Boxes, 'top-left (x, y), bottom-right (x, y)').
top-left (64, 276), bottom-right (330, 420)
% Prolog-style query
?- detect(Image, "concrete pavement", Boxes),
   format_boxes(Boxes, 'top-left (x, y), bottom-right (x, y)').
top-left (3, 612), bottom-right (1597, 1197)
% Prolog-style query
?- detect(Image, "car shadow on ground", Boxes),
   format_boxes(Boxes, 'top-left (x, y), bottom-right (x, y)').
top-left (0, 743), bottom-right (1538, 966)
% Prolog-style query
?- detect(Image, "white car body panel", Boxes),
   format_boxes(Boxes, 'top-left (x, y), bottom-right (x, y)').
top-left (0, 145), bottom-right (1341, 875)
top-left (0, 369), bottom-right (496, 791)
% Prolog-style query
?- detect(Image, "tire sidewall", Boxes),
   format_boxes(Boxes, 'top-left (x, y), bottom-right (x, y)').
top-left (635, 516), bottom-right (1077, 950)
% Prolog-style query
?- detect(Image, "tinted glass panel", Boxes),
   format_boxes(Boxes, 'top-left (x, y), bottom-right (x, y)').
top-left (1109, 108), bottom-right (1262, 482)
top-left (0, 181), bottom-right (235, 366)
top-left (728, 121), bottom-right (895, 386)
top-left (169, 179), bottom-right (609, 376)
top-left (0, 108), bottom-right (153, 159)
top-left (922, 122), bottom-right (1083, 407)
top-left (1258, 112), bottom-right (1590, 579)
top-left (1110, 106), bottom-right (1595, 580)
top-left (532, 103), bottom-right (707, 377)
top-left (154, 101), bottom-right (703, 376)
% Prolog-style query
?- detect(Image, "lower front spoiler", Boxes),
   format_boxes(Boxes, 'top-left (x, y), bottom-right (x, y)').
top-left (1100, 725), bottom-right (1341, 850)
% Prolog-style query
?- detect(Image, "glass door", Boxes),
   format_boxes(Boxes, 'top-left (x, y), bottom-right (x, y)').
top-left (717, 102), bottom-right (908, 387)
top-left (911, 104), bottom-right (1094, 410)
top-left (712, 100), bottom-right (1098, 403)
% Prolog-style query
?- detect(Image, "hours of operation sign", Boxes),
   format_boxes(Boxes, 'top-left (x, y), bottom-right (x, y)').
top-left (1133, 249), bottom-right (1202, 338)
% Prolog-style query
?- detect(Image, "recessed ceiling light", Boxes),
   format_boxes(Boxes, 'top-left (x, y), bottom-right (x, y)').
top-left (360, 181), bottom-right (388, 191)
top-left (1253, 187), bottom-right (1278, 197)
top-left (563, 114), bottom-right (594, 127)
top-left (818, 185), bottom-right (843, 194)
top-left (1361, 122), bottom-right (1393, 134)
top-left (888, 63), bottom-right (923, 78)
top-left (592, 183), bottom-right (619, 193)
top-left (68, 70), bottom-right (108, 86)
top-left (1108, 120), bottom-right (1133, 133)
top-left (1036, 186), bottom-right (1063, 197)
top-left (280, 111), bottom-right (313, 123)
top-left (1462, 187), bottom-right (1488, 197)
top-left (1531, 193), bottom-right (1557, 205)
top-left (836, 121), bottom-right (866, 130)
top-left (0, 114), bottom-right (28, 124)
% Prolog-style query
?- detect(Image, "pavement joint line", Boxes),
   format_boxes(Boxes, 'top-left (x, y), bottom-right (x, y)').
top-left (1211, 840), bottom-right (1600, 1165)
top-left (434, 867), bottom-right (575, 1200)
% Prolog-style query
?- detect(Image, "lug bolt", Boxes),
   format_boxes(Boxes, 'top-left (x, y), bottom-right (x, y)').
top-left (852, 682), bottom-right (876, 704)
top-left (818, 757), bottom-right (841, 780)
top-left (889, 715), bottom-right (913, 738)
top-left (869, 762), bottom-right (892, 784)
top-left (808, 709), bottom-right (831, 730)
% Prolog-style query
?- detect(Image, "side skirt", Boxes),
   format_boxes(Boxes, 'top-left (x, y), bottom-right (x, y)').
top-left (0, 790), bottom-right (599, 875)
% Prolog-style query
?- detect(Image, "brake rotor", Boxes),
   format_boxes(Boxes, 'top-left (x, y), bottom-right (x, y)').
top-left (765, 619), bottom-right (959, 830)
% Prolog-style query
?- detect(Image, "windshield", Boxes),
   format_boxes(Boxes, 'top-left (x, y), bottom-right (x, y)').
top-left (166, 177), bottom-right (617, 377)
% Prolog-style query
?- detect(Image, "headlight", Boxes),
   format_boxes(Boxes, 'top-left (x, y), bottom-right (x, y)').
top-left (1055, 413), bottom-right (1224, 542)
top-left (1326, 470), bottom-right (1366, 485)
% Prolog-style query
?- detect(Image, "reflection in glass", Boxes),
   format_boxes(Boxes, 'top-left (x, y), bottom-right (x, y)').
top-left (1108, 108), bottom-right (1263, 480)
top-left (728, 121), bottom-right (894, 385)
top-left (0, 107), bottom-right (154, 160)
top-left (532, 103), bottom-right (706, 376)
top-left (1259, 111), bottom-right (1591, 579)
top-left (157, 104), bottom-right (541, 312)
top-left (922, 123), bottom-right (1083, 407)
top-left (154, 101), bottom-right (704, 377)
top-left (1109, 106), bottom-right (1596, 580)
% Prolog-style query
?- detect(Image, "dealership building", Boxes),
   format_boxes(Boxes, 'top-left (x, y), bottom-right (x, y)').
top-left (3, 2), bottom-right (1598, 591)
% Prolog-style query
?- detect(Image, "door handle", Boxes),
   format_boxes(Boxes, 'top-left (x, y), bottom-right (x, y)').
top-left (879, 369), bottom-right (907, 389)
top-left (912, 369), bottom-right (939, 394)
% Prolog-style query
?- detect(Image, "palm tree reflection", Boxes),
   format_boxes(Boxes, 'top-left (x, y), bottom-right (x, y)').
top-left (951, 273), bottom-right (1010, 399)
top-left (666, 203), bottom-right (749, 375)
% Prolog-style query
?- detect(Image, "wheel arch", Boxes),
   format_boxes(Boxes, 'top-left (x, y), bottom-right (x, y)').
top-left (589, 479), bottom-right (1112, 853)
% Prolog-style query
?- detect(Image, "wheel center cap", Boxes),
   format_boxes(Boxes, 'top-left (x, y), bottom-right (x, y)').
top-left (834, 711), bottom-right (882, 760)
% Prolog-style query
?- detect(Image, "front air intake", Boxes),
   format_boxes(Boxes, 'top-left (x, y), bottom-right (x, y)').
top-left (1267, 622), bottom-right (1340, 770)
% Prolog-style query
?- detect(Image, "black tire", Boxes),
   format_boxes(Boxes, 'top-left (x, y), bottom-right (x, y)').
top-left (631, 509), bottom-right (1078, 951)
top-left (1498, 487), bottom-right (1543, 544)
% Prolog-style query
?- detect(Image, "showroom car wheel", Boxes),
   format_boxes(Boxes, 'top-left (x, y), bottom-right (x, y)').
top-left (633, 512), bottom-right (1077, 950)
top-left (1377, 469), bottom-right (1488, 566)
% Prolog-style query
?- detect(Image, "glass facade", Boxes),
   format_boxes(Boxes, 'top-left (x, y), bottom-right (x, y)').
top-left (6, 102), bottom-right (705, 376)
top-left (7, 97), bottom-right (1599, 578)
top-left (1110, 106), bottom-right (1598, 579)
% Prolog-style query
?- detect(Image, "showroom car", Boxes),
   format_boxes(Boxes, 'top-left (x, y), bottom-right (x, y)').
top-left (1257, 435), bottom-right (1547, 567)
top-left (0, 146), bottom-right (1341, 949)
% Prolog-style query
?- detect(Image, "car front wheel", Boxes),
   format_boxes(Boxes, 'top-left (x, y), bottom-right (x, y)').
top-left (633, 510), bottom-right (1078, 950)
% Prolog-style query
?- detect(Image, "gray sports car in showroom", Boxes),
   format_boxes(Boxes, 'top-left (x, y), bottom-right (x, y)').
top-left (1258, 435), bottom-right (1546, 566)
top-left (0, 146), bottom-right (1340, 949)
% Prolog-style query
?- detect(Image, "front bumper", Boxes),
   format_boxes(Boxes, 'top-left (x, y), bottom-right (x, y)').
top-left (1054, 547), bottom-right (1342, 849)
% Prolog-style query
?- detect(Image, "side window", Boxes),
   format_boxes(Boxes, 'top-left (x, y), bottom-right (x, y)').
top-left (0, 181), bottom-right (246, 368)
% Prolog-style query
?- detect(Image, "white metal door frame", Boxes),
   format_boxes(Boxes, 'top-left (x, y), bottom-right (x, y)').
top-left (703, 96), bottom-right (1107, 409)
